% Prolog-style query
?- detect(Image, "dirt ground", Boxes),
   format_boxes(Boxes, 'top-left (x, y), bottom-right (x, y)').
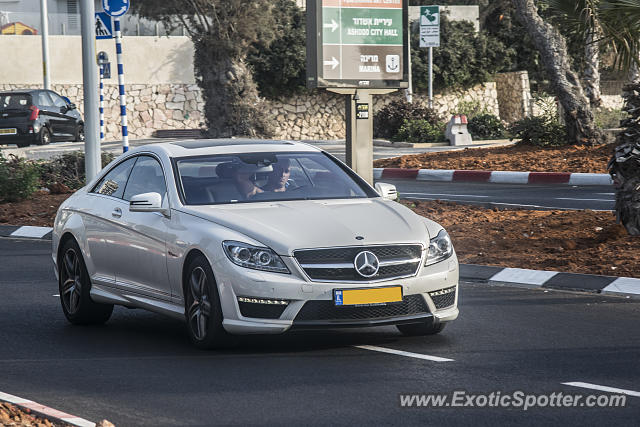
top-left (407, 200), bottom-right (638, 278)
top-left (1, 191), bottom-right (637, 278)
top-left (1, 402), bottom-right (58, 426)
top-left (373, 143), bottom-right (615, 173)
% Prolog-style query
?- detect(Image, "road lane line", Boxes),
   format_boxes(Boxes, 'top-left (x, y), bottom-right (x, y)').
top-left (401, 192), bottom-right (489, 198)
top-left (555, 197), bottom-right (613, 202)
top-left (562, 382), bottom-right (640, 397)
top-left (354, 345), bottom-right (454, 362)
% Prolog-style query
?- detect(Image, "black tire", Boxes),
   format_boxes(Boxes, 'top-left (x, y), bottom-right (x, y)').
top-left (37, 127), bottom-right (51, 145)
top-left (58, 239), bottom-right (113, 325)
top-left (74, 123), bottom-right (84, 142)
top-left (184, 255), bottom-right (235, 349)
top-left (397, 320), bottom-right (445, 336)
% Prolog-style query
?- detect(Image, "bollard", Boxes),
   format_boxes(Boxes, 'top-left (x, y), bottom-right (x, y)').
top-left (445, 114), bottom-right (473, 146)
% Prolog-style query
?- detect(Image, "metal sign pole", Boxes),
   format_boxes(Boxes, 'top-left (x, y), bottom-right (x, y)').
top-left (428, 46), bottom-right (433, 109)
top-left (99, 65), bottom-right (105, 144)
top-left (39, 0), bottom-right (50, 89)
top-left (80, 0), bottom-right (100, 182)
top-left (114, 18), bottom-right (128, 153)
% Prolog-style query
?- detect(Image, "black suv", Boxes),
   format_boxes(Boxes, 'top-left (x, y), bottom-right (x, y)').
top-left (0, 89), bottom-right (84, 147)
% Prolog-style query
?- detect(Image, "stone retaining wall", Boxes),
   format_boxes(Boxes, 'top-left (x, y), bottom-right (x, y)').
top-left (0, 83), bottom-right (205, 141)
top-left (1, 82), bottom-right (499, 141)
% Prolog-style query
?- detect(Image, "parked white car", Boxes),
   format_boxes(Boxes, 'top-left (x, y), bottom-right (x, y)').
top-left (52, 140), bottom-right (459, 348)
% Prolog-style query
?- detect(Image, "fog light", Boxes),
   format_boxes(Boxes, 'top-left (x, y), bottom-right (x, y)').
top-left (237, 297), bottom-right (289, 305)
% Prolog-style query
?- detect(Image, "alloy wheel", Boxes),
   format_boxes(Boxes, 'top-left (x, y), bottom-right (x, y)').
top-left (188, 267), bottom-right (212, 341)
top-left (61, 248), bottom-right (82, 315)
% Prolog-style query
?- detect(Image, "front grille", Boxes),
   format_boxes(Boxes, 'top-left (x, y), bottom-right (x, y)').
top-left (294, 294), bottom-right (429, 322)
top-left (238, 302), bottom-right (288, 319)
top-left (294, 244), bottom-right (423, 282)
top-left (429, 286), bottom-right (457, 309)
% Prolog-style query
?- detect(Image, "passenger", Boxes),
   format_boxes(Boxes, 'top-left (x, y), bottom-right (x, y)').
top-left (233, 164), bottom-right (264, 199)
top-left (262, 159), bottom-right (291, 192)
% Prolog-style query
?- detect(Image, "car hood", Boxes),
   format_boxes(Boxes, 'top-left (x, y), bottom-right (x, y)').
top-left (182, 198), bottom-right (429, 255)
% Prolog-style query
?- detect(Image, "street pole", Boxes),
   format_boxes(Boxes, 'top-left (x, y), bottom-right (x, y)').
top-left (405, 21), bottom-right (413, 103)
top-left (114, 19), bottom-right (129, 153)
top-left (80, 0), bottom-right (100, 182)
top-left (428, 46), bottom-right (433, 109)
top-left (39, 0), bottom-right (50, 89)
top-left (99, 66), bottom-right (105, 144)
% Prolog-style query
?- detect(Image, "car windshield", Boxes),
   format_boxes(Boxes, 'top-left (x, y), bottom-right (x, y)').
top-left (176, 151), bottom-right (374, 205)
top-left (0, 93), bottom-right (32, 110)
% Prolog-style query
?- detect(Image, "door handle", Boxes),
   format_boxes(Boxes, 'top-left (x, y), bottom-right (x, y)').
top-left (112, 207), bottom-right (122, 218)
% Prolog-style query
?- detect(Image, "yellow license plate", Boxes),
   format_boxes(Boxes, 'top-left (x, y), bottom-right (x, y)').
top-left (334, 286), bottom-right (403, 306)
top-left (0, 128), bottom-right (17, 135)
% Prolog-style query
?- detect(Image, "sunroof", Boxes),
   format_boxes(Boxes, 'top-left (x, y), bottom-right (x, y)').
top-left (171, 139), bottom-right (296, 149)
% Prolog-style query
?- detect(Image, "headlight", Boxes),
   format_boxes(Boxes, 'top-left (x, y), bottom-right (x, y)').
top-left (425, 229), bottom-right (453, 266)
top-left (222, 241), bottom-right (290, 274)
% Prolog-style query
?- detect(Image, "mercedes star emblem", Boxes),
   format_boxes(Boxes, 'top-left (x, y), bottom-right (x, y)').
top-left (354, 251), bottom-right (380, 278)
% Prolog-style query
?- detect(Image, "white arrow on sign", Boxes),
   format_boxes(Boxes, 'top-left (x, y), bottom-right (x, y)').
top-left (323, 19), bottom-right (339, 32)
top-left (323, 57), bottom-right (339, 70)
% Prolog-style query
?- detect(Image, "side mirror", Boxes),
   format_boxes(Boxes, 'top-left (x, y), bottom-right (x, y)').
top-left (67, 103), bottom-right (76, 110)
top-left (375, 182), bottom-right (398, 201)
top-left (129, 192), bottom-right (170, 217)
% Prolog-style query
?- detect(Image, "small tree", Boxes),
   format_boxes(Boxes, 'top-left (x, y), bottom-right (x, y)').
top-left (133, 0), bottom-right (276, 138)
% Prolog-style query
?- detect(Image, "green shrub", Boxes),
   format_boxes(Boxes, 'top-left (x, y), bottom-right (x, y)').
top-left (410, 15), bottom-right (515, 91)
top-left (374, 100), bottom-right (441, 139)
top-left (0, 154), bottom-right (41, 202)
top-left (509, 115), bottom-right (567, 147)
top-left (247, 0), bottom-right (306, 99)
top-left (37, 151), bottom-right (116, 192)
top-left (594, 108), bottom-right (627, 129)
top-left (454, 100), bottom-right (492, 120)
top-left (468, 114), bottom-right (505, 140)
top-left (395, 119), bottom-right (445, 143)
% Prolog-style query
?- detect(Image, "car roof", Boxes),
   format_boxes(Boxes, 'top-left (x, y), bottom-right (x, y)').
top-left (0, 89), bottom-right (41, 94)
top-left (135, 139), bottom-right (322, 158)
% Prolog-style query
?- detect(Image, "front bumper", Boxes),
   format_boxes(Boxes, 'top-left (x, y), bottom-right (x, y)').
top-left (211, 252), bottom-right (459, 335)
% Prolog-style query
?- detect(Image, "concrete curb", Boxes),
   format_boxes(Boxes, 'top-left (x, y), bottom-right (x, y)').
top-left (1, 228), bottom-right (636, 297)
top-left (0, 225), bottom-right (53, 239)
top-left (460, 264), bottom-right (640, 298)
top-left (0, 391), bottom-right (95, 427)
top-left (373, 168), bottom-right (613, 186)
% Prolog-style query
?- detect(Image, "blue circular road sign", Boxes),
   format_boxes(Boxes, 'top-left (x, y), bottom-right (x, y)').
top-left (102, 0), bottom-right (130, 18)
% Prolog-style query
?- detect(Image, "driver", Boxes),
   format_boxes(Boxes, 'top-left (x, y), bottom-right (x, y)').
top-left (262, 158), bottom-right (291, 192)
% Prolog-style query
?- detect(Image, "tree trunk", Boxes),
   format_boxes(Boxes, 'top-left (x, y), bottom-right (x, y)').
top-left (193, 39), bottom-right (273, 139)
top-left (584, 28), bottom-right (602, 108)
top-left (512, 0), bottom-right (604, 145)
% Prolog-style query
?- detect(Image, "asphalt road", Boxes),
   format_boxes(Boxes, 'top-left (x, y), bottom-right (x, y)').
top-left (382, 180), bottom-right (615, 211)
top-left (1, 238), bottom-right (638, 426)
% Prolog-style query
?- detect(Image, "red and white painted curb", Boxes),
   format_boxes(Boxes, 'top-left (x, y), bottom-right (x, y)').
top-left (0, 391), bottom-right (95, 427)
top-left (373, 168), bottom-right (613, 186)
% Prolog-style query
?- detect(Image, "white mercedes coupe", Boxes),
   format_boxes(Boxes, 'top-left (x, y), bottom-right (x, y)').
top-left (52, 140), bottom-right (459, 348)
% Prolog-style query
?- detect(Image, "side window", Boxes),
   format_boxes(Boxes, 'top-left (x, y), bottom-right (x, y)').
top-left (123, 156), bottom-right (167, 202)
top-left (37, 92), bottom-right (54, 108)
top-left (49, 92), bottom-right (67, 108)
top-left (91, 157), bottom-right (137, 199)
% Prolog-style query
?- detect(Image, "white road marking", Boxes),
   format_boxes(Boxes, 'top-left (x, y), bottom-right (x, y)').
top-left (555, 197), bottom-right (613, 202)
top-left (562, 382), bottom-right (640, 397)
top-left (53, 294), bottom-right (60, 297)
top-left (402, 192), bottom-right (489, 198)
top-left (354, 345), bottom-right (454, 362)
